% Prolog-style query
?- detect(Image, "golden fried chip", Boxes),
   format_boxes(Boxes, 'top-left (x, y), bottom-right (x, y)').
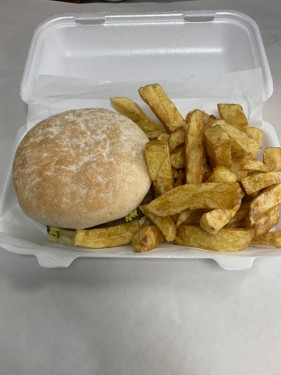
top-left (145, 140), bottom-right (173, 196)
top-left (139, 205), bottom-right (176, 242)
top-left (110, 97), bottom-right (162, 139)
top-left (175, 225), bottom-right (254, 252)
top-left (226, 201), bottom-right (250, 228)
top-left (252, 204), bottom-right (279, 236)
top-left (204, 125), bottom-right (232, 168)
top-left (241, 171), bottom-right (281, 195)
top-left (211, 120), bottom-right (260, 158)
top-left (199, 201), bottom-right (241, 235)
top-left (170, 146), bottom-right (185, 169)
top-left (186, 109), bottom-right (215, 127)
top-left (217, 103), bottom-right (248, 133)
top-left (157, 132), bottom-right (170, 141)
top-left (241, 159), bottom-right (268, 172)
top-left (207, 165), bottom-right (237, 183)
top-left (139, 84), bottom-right (185, 133)
top-left (249, 183), bottom-right (281, 225)
top-left (74, 221), bottom-right (140, 249)
top-left (185, 109), bottom-right (204, 184)
top-left (263, 147), bottom-right (281, 171)
top-left (145, 182), bottom-right (243, 217)
top-left (132, 224), bottom-right (165, 252)
top-left (176, 209), bottom-right (192, 228)
top-left (247, 127), bottom-right (263, 144)
top-left (168, 126), bottom-right (186, 152)
top-left (230, 156), bottom-right (250, 180)
top-left (252, 230), bottom-right (281, 248)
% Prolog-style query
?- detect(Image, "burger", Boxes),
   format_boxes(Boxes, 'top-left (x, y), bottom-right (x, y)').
top-left (12, 108), bottom-right (152, 246)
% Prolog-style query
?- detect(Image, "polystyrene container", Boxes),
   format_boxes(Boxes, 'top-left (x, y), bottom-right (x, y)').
top-left (0, 10), bottom-right (279, 270)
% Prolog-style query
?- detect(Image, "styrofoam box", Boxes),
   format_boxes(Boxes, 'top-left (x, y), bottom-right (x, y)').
top-left (0, 10), bottom-right (280, 269)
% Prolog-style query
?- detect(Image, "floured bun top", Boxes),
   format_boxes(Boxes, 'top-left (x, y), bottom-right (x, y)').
top-left (12, 108), bottom-right (151, 229)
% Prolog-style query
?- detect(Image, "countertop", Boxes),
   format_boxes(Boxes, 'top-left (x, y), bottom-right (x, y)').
top-left (1, 0), bottom-right (281, 374)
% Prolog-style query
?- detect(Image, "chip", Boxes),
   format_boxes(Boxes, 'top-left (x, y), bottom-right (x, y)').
top-left (207, 166), bottom-right (237, 183)
top-left (170, 146), bottom-right (185, 169)
top-left (138, 84), bottom-right (185, 133)
top-left (105, 89), bottom-right (281, 254)
top-left (145, 140), bottom-right (174, 196)
top-left (217, 103), bottom-right (248, 133)
top-left (185, 109), bottom-right (204, 184)
top-left (204, 125), bottom-right (232, 168)
top-left (132, 224), bottom-right (165, 252)
top-left (249, 183), bottom-right (281, 225)
top-left (74, 221), bottom-right (140, 249)
top-left (241, 171), bottom-right (281, 195)
top-left (145, 182), bottom-right (243, 217)
top-left (241, 159), bottom-right (268, 172)
top-left (168, 126), bottom-right (186, 152)
top-left (110, 97), bottom-right (163, 139)
top-left (175, 225), bottom-right (254, 252)
top-left (252, 230), bottom-right (281, 248)
top-left (251, 205), bottom-right (279, 236)
top-left (263, 147), bottom-right (281, 171)
top-left (139, 205), bottom-right (176, 242)
top-left (199, 201), bottom-right (241, 235)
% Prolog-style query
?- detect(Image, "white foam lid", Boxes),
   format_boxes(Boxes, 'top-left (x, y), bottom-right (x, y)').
top-left (20, 10), bottom-right (273, 103)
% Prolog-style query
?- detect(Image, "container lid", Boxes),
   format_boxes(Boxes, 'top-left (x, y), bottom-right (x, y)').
top-left (20, 10), bottom-right (273, 103)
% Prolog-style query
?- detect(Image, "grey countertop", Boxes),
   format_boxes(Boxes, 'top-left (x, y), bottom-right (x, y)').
top-left (1, 0), bottom-right (281, 374)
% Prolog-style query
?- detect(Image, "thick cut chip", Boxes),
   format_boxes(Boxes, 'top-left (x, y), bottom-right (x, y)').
top-left (153, 178), bottom-right (174, 197)
top-left (217, 103), bottom-right (248, 133)
top-left (185, 109), bottom-right (204, 184)
top-left (170, 146), bottom-right (185, 169)
top-left (168, 126), bottom-right (186, 152)
top-left (132, 224), bottom-right (165, 252)
top-left (207, 166), bottom-right (237, 183)
top-left (247, 127), bottom-right (263, 144)
top-left (211, 120), bottom-right (260, 157)
top-left (263, 147), bottom-right (281, 171)
top-left (226, 201), bottom-right (250, 228)
top-left (110, 97), bottom-right (162, 139)
top-left (176, 209), bottom-right (192, 228)
top-left (252, 230), bottom-right (281, 248)
top-left (249, 183), bottom-right (281, 225)
top-left (241, 171), bottom-right (281, 195)
top-left (139, 205), bottom-right (176, 242)
top-left (252, 204), bottom-right (279, 236)
top-left (241, 159), bottom-right (268, 172)
top-left (74, 221), bottom-right (139, 249)
top-left (230, 156), bottom-right (250, 180)
top-left (145, 140), bottom-right (169, 180)
top-left (175, 225), bottom-right (254, 252)
top-left (145, 140), bottom-right (173, 196)
top-left (145, 182), bottom-right (242, 217)
top-left (204, 125), bottom-right (232, 168)
top-left (199, 201), bottom-right (241, 235)
top-left (186, 110), bottom-right (216, 127)
top-left (157, 133), bottom-right (170, 141)
top-left (138, 84), bottom-right (185, 133)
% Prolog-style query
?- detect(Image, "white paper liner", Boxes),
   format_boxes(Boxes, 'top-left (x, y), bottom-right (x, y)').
top-left (1, 69), bottom-right (281, 270)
